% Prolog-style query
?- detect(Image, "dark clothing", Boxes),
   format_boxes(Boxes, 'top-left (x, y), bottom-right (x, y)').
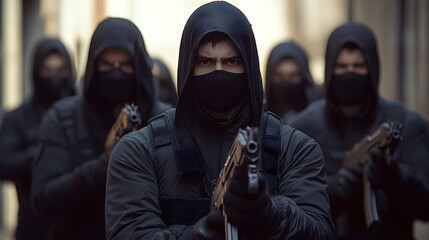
top-left (287, 22), bottom-right (429, 240)
top-left (31, 18), bottom-right (170, 240)
top-left (394, 163), bottom-right (429, 221)
top-left (0, 38), bottom-right (75, 240)
top-left (265, 41), bottom-right (320, 120)
top-left (288, 99), bottom-right (429, 239)
top-left (106, 111), bottom-right (334, 240)
top-left (106, 2), bottom-right (334, 239)
top-left (0, 101), bottom-right (44, 181)
top-left (153, 58), bottom-right (178, 107)
top-left (33, 96), bottom-right (107, 240)
top-left (0, 101), bottom-right (50, 240)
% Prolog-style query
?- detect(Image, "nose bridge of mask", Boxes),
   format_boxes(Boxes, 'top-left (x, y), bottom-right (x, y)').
top-left (94, 66), bottom-right (137, 104)
top-left (108, 67), bottom-right (125, 80)
top-left (195, 70), bottom-right (245, 92)
top-left (279, 77), bottom-right (294, 85)
top-left (330, 71), bottom-right (370, 105)
top-left (194, 70), bottom-right (247, 113)
top-left (39, 73), bottom-right (65, 88)
top-left (49, 74), bottom-right (65, 88)
top-left (271, 79), bottom-right (304, 102)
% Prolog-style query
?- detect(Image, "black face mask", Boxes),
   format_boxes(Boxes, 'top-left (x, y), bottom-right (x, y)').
top-left (194, 70), bottom-right (248, 113)
top-left (36, 74), bottom-right (70, 103)
top-left (330, 71), bottom-right (371, 105)
top-left (93, 68), bottom-right (136, 104)
top-left (270, 80), bottom-right (307, 110)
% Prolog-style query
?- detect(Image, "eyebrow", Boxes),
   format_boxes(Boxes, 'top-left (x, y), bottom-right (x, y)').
top-left (335, 63), bottom-right (347, 67)
top-left (196, 55), bottom-right (212, 60)
top-left (99, 59), bottom-right (133, 65)
top-left (120, 60), bottom-right (133, 65)
top-left (225, 55), bottom-right (241, 60)
top-left (100, 59), bottom-right (113, 64)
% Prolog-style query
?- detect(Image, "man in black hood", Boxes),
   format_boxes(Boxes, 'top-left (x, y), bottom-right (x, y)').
top-left (105, 2), bottom-right (334, 239)
top-left (0, 38), bottom-right (75, 240)
top-left (265, 41), bottom-right (320, 121)
top-left (288, 22), bottom-right (429, 239)
top-left (31, 18), bottom-right (170, 240)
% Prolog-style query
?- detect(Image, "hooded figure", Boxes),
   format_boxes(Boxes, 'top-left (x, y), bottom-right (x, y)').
top-left (288, 22), bottom-right (429, 239)
top-left (265, 41), bottom-right (320, 121)
top-left (0, 38), bottom-right (75, 240)
top-left (106, 2), bottom-right (334, 239)
top-left (152, 58), bottom-right (178, 106)
top-left (31, 18), bottom-right (170, 240)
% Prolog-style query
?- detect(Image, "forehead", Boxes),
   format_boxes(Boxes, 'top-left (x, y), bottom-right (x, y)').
top-left (197, 38), bottom-right (240, 57)
top-left (99, 47), bottom-right (132, 60)
top-left (336, 47), bottom-right (366, 63)
top-left (42, 52), bottom-right (65, 66)
top-left (275, 58), bottom-right (300, 73)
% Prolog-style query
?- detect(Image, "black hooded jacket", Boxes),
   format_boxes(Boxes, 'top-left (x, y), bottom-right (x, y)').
top-left (31, 18), bottom-right (170, 240)
top-left (106, 2), bottom-right (334, 239)
top-left (324, 22), bottom-right (379, 121)
top-left (287, 22), bottom-right (429, 240)
top-left (265, 41), bottom-right (320, 120)
top-left (0, 38), bottom-right (75, 240)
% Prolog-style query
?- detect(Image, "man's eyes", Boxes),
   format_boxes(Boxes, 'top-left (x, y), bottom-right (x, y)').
top-left (227, 59), bottom-right (241, 65)
top-left (100, 60), bottom-right (113, 66)
top-left (100, 60), bottom-right (133, 67)
top-left (120, 61), bottom-right (133, 67)
top-left (198, 58), bottom-right (213, 66)
top-left (354, 63), bottom-right (366, 68)
top-left (196, 58), bottom-right (242, 66)
top-left (335, 63), bottom-right (366, 69)
top-left (336, 63), bottom-right (347, 68)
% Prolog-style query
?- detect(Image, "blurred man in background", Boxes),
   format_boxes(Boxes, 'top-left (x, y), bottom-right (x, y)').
top-left (264, 41), bottom-right (320, 121)
top-left (0, 38), bottom-right (76, 240)
top-left (31, 18), bottom-right (170, 240)
top-left (288, 22), bottom-right (429, 240)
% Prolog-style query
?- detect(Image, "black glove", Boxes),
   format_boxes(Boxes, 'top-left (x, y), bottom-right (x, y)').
top-left (332, 164), bottom-right (363, 202)
top-left (368, 148), bottom-right (400, 190)
top-left (223, 166), bottom-right (274, 231)
top-left (192, 210), bottom-right (224, 240)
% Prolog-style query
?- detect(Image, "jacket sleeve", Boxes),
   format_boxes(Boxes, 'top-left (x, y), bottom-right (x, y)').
top-left (388, 163), bottom-right (429, 221)
top-left (106, 130), bottom-right (193, 240)
top-left (269, 126), bottom-right (335, 239)
top-left (385, 112), bottom-right (429, 221)
top-left (0, 111), bottom-right (37, 181)
top-left (31, 108), bottom-right (106, 217)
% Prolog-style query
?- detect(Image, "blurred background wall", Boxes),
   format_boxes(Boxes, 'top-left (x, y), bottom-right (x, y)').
top-left (0, 0), bottom-right (427, 239)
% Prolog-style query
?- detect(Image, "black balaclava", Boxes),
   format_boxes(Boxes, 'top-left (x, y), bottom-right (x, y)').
top-left (32, 38), bottom-right (75, 107)
top-left (83, 17), bottom-right (155, 154)
top-left (324, 22), bottom-right (379, 121)
top-left (194, 69), bottom-right (247, 115)
top-left (152, 58), bottom-right (178, 107)
top-left (265, 41), bottom-right (319, 115)
top-left (175, 1), bottom-right (264, 178)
